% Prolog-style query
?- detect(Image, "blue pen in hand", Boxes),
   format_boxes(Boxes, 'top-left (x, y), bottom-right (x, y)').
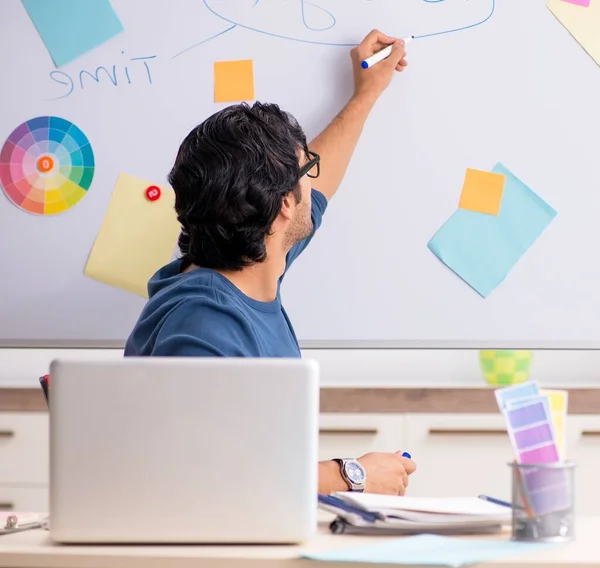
top-left (361, 37), bottom-right (414, 69)
top-left (401, 452), bottom-right (411, 459)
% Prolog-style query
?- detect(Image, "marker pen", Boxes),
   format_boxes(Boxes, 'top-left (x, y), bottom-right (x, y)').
top-left (478, 494), bottom-right (524, 510)
top-left (361, 36), bottom-right (414, 69)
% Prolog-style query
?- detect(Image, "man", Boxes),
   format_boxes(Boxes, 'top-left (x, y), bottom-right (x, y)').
top-left (125, 30), bottom-right (416, 495)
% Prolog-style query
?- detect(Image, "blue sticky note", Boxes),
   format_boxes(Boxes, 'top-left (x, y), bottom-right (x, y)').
top-left (428, 163), bottom-right (557, 297)
top-left (302, 534), bottom-right (556, 567)
top-left (21, 0), bottom-right (124, 68)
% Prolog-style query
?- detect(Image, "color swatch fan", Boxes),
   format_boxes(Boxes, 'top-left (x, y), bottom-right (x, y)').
top-left (495, 382), bottom-right (570, 516)
top-left (0, 116), bottom-right (94, 215)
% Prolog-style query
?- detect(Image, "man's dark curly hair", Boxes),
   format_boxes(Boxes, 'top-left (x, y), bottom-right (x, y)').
top-left (169, 101), bottom-right (309, 272)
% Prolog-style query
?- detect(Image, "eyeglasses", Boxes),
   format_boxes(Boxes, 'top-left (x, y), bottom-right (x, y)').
top-left (298, 150), bottom-right (320, 179)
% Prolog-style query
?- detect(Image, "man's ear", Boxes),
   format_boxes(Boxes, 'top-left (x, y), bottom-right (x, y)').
top-left (280, 193), bottom-right (295, 221)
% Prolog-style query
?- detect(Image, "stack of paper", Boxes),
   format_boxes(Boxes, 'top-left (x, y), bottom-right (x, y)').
top-left (318, 493), bottom-right (511, 536)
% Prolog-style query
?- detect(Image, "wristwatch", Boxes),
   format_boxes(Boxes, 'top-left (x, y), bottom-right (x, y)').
top-left (333, 458), bottom-right (366, 492)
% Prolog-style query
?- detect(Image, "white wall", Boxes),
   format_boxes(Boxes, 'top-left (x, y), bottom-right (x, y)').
top-left (1, 348), bottom-right (599, 388)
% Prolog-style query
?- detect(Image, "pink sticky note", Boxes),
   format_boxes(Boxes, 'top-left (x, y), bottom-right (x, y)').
top-left (562, 0), bottom-right (591, 6)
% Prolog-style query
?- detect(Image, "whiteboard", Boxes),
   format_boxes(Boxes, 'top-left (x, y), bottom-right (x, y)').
top-left (1, 0), bottom-right (600, 348)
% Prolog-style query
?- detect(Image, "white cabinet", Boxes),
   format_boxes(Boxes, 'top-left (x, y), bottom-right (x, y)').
top-left (1, 409), bottom-right (598, 517)
top-left (402, 414), bottom-right (514, 501)
top-left (318, 414), bottom-right (404, 461)
top-left (0, 412), bottom-right (49, 512)
top-left (0, 413), bottom-right (48, 484)
top-left (402, 414), bottom-right (600, 515)
top-left (319, 412), bottom-right (600, 516)
top-left (0, 487), bottom-right (48, 512)
top-left (564, 416), bottom-right (600, 515)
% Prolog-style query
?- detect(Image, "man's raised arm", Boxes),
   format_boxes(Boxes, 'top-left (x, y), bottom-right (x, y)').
top-left (308, 30), bottom-right (408, 201)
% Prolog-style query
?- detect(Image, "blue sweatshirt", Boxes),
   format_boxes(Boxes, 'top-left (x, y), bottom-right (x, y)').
top-left (124, 189), bottom-right (328, 358)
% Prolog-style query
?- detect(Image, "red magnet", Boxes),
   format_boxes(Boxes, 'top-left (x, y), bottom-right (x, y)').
top-left (145, 185), bottom-right (161, 201)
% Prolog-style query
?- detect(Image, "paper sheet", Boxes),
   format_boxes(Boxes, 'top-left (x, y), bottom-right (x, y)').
top-left (214, 60), bottom-right (255, 102)
top-left (495, 381), bottom-right (541, 411)
top-left (541, 389), bottom-right (568, 459)
top-left (495, 383), bottom-right (566, 464)
top-left (337, 494), bottom-right (510, 517)
top-left (302, 534), bottom-right (556, 567)
top-left (84, 173), bottom-right (181, 298)
top-left (548, 0), bottom-right (600, 66)
top-left (21, 0), bottom-right (124, 67)
top-left (458, 168), bottom-right (505, 216)
top-left (428, 163), bottom-right (557, 297)
top-left (504, 396), bottom-right (560, 464)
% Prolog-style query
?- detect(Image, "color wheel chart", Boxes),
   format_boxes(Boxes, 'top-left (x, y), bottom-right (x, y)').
top-left (0, 116), bottom-right (95, 215)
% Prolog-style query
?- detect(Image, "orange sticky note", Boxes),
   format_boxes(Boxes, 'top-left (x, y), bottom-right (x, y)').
top-left (458, 168), bottom-right (506, 216)
top-left (214, 59), bottom-right (255, 103)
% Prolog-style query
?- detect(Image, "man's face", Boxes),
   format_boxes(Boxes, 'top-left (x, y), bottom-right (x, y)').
top-left (284, 151), bottom-right (315, 249)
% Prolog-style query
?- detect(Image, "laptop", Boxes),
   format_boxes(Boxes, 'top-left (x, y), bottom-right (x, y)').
top-left (48, 357), bottom-right (319, 544)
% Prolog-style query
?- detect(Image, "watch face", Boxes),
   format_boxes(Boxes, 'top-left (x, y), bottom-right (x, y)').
top-left (345, 461), bottom-right (365, 484)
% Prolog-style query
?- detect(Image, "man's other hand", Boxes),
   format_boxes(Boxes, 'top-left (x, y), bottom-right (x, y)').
top-left (358, 451), bottom-right (417, 495)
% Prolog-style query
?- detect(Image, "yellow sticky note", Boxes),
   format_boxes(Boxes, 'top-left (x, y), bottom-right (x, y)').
top-left (458, 168), bottom-right (506, 216)
top-left (214, 59), bottom-right (255, 103)
top-left (547, 0), bottom-right (600, 67)
top-left (541, 389), bottom-right (568, 459)
top-left (84, 173), bottom-right (181, 298)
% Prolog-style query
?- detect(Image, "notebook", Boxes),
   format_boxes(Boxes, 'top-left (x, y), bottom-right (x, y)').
top-left (319, 494), bottom-right (511, 536)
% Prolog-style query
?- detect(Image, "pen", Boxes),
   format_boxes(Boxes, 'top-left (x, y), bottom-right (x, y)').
top-left (478, 494), bottom-right (517, 509)
top-left (318, 494), bottom-right (382, 523)
top-left (401, 452), bottom-right (412, 459)
top-left (361, 36), bottom-right (414, 69)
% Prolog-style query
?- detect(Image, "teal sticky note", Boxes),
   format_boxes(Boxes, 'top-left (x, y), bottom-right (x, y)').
top-left (428, 163), bottom-right (557, 297)
top-left (21, 0), bottom-right (124, 67)
top-left (302, 534), bottom-right (556, 567)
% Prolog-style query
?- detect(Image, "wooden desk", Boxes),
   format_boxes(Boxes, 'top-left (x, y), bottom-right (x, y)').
top-left (1, 519), bottom-right (599, 568)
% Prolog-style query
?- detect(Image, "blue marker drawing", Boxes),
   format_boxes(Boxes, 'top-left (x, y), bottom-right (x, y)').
top-left (47, 51), bottom-right (157, 100)
top-left (414, 0), bottom-right (495, 39)
top-left (173, 0), bottom-right (496, 59)
top-left (300, 1), bottom-right (337, 32)
top-left (172, 25), bottom-right (237, 59)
